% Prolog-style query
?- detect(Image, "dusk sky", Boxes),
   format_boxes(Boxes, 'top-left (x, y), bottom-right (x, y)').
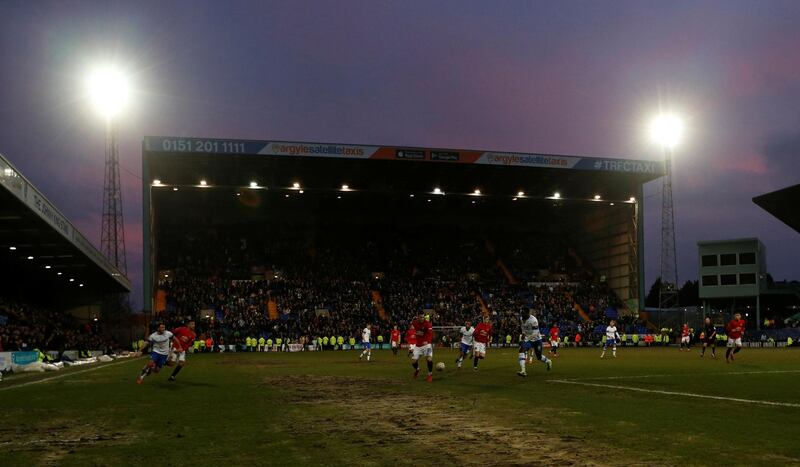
top-left (1, 1), bottom-right (798, 309)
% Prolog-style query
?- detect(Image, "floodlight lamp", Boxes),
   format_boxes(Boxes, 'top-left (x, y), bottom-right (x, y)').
top-left (87, 66), bottom-right (129, 118)
top-left (649, 113), bottom-right (684, 149)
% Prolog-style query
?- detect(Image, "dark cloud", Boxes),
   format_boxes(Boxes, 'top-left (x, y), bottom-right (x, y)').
top-left (762, 129), bottom-right (800, 178)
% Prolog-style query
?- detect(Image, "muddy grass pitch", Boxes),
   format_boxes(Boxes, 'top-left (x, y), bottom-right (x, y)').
top-left (1, 347), bottom-right (798, 466)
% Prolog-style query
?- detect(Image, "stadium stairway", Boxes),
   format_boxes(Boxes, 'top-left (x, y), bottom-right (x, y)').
top-left (484, 239), bottom-right (518, 285)
top-left (268, 299), bottom-right (279, 321)
top-left (565, 292), bottom-right (591, 322)
top-left (371, 290), bottom-right (389, 321)
top-left (637, 310), bottom-right (660, 332)
top-left (475, 292), bottom-right (490, 316)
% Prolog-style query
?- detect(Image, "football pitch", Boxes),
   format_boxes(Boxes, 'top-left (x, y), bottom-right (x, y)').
top-left (2, 347), bottom-right (798, 466)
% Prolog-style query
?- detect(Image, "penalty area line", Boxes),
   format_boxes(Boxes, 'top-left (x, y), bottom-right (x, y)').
top-left (562, 369), bottom-right (800, 382)
top-left (547, 379), bottom-right (800, 408)
top-left (0, 358), bottom-right (137, 392)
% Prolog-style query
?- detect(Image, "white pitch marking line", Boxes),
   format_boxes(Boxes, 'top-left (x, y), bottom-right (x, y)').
top-left (0, 358), bottom-right (136, 391)
top-left (563, 369), bottom-right (800, 382)
top-left (548, 379), bottom-right (800, 408)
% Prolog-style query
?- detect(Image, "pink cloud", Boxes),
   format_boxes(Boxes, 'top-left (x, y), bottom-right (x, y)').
top-left (712, 152), bottom-right (768, 175)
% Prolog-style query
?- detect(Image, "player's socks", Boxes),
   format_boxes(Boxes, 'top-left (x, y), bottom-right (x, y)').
top-left (600, 350), bottom-right (605, 358)
top-left (733, 347), bottom-right (741, 354)
top-left (518, 353), bottom-right (526, 373)
top-left (473, 356), bottom-right (479, 369)
top-left (426, 360), bottom-right (433, 375)
top-left (170, 365), bottom-right (182, 378)
top-left (367, 352), bottom-right (371, 362)
top-left (725, 348), bottom-right (732, 361)
top-left (612, 349), bottom-right (616, 358)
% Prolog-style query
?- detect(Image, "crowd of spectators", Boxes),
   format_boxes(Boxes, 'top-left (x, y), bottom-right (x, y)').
top-left (155, 225), bottom-right (631, 347)
top-left (0, 298), bottom-right (115, 353)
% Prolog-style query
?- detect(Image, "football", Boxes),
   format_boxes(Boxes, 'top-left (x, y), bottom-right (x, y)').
top-left (435, 362), bottom-right (445, 371)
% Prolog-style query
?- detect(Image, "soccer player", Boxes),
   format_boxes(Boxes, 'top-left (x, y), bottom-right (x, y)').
top-left (725, 313), bottom-right (746, 363)
top-left (455, 319), bottom-right (474, 369)
top-left (679, 323), bottom-right (691, 351)
top-left (518, 311), bottom-right (553, 377)
top-left (405, 326), bottom-right (417, 358)
top-left (700, 317), bottom-right (717, 358)
top-left (410, 312), bottom-right (434, 382)
top-left (600, 320), bottom-right (620, 359)
top-left (472, 315), bottom-right (492, 371)
top-left (136, 322), bottom-right (174, 384)
top-left (167, 319), bottom-right (196, 381)
top-left (359, 324), bottom-right (372, 361)
top-left (548, 324), bottom-right (560, 358)
top-left (390, 325), bottom-right (401, 356)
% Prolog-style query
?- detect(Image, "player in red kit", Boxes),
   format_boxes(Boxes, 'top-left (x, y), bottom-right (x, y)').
top-left (679, 323), bottom-right (691, 351)
top-left (548, 325), bottom-right (560, 358)
top-left (725, 313), bottom-right (746, 363)
top-left (390, 325), bottom-right (401, 356)
top-left (410, 312), bottom-right (434, 382)
top-left (472, 315), bottom-right (493, 371)
top-left (167, 319), bottom-right (196, 381)
top-left (405, 327), bottom-right (417, 358)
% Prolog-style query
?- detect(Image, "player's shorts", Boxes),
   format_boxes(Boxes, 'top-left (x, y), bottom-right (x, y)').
top-left (681, 336), bottom-right (690, 343)
top-left (459, 342), bottom-right (472, 354)
top-left (550, 340), bottom-right (559, 348)
top-left (727, 337), bottom-right (742, 347)
top-left (169, 350), bottom-right (186, 363)
top-left (391, 341), bottom-right (398, 348)
top-left (474, 342), bottom-right (487, 354)
top-left (150, 352), bottom-right (168, 368)
top-left (412, 343), bottom-right (433, 360)
top-left (362, 342), bottom-right (371, 349)
top-left (520, 340), bottom-right (543, 353)
top-left (602, 340), bottom-right (617, 349)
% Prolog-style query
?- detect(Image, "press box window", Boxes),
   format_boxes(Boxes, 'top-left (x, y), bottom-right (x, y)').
top-left (739, 273), bottom-right (756, 285)
top-left (720, 274), bottom-right (737, 285)
top-left (739, 252), bottom-right (756, 265)
top-left (720, 254), bottom-right (737, 266)
top-left (701, 255), bottom-right (718, 267)
top-left (702, 275), bottom-right (718, 286)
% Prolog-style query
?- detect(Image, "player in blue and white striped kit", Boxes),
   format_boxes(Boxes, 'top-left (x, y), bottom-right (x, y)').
top-left (517, 310), bottom-right (552, 377)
